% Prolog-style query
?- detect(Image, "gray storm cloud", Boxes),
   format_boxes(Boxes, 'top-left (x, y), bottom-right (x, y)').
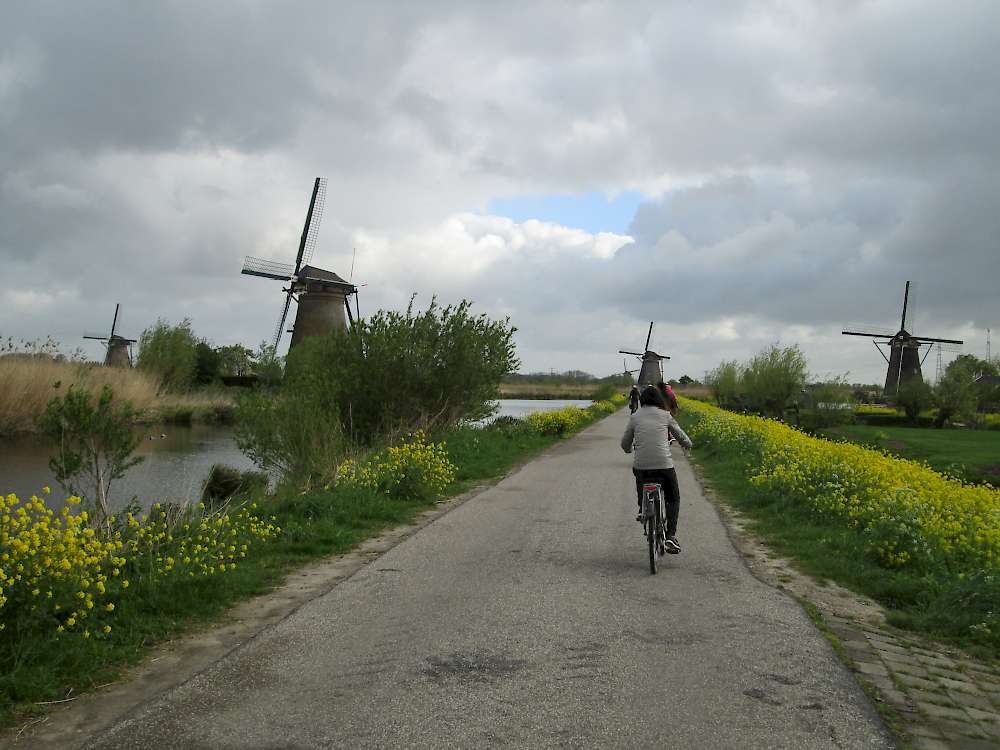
top-left (1, 0), bottom-right (998, 382)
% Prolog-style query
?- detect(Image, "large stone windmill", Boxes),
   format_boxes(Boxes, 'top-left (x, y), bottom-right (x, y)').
top-left (241, 178), bottom-right (358, 354)
top-left (83, 304), bottom-right (136, 367)
top-left (619, 322), bottom-right (670, 387)
top-left (842, 281), bottom-right (963, 397)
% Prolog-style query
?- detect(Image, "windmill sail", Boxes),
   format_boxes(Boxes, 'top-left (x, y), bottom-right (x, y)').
top-left (299, 178), bottom-right (327, 268)
top-left (242, 257), bottom-right (295, 280)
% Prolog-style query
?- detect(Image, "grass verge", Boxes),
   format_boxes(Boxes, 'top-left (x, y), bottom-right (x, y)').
top-left (1, 408), bottom-right (616, 729)
top-left (821, 423), bottom-right (1000, 488)
top-left (682, 434), bottom-right (999, 662)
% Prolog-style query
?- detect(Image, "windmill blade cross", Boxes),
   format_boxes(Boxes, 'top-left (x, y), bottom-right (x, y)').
top-left (915, 335), bottom-right (964, 345)
top-left (243, 256), bottom-right (295, 280)
top-left (294, 177), bottom-right (327, 274)
top-left (272, 291), bottom-right (294, 353)
top-left (842, 330), bottom-right (893, 338)
top-left (300, 178), bottom-right (327, 268)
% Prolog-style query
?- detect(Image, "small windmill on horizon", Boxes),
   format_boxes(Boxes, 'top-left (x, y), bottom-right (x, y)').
top-left (241, 178), bottom-right (358, 355)
top-left (83, 304), bottom-right (136, 368)
top-left (619, 322), bottom-right (670, 387)
top-left (842, 281), bottom-right (963, 398)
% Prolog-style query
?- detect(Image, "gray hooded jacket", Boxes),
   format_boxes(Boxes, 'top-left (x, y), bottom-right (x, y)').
top-left (620, 406), bottom-right (692, 470)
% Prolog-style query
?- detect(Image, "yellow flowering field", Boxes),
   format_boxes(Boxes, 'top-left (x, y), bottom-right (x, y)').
top-left (0, 488), bottom-right (280, 644)
top-left (337, 430), bottom-right (458, 500)
top-left (680, 397), bottom-right (1000, 574)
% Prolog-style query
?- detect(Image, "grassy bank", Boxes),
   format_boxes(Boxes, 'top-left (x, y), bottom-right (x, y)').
top-left (677, 397), bottom-right (1000, 660)
top-left (0, 400), bottom-right (622, 728)
top-left (821, 423), bottom-right (1000, 487)
top-left (0, 357), bottom-right (233, 437)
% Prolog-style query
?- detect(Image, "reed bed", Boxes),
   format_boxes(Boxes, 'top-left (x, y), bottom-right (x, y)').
top-left (0, 357), bottom-right (232, 436)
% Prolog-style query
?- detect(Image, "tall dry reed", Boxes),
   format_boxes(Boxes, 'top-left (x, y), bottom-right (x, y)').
top-left (0, 358), bottom-right (231, 436)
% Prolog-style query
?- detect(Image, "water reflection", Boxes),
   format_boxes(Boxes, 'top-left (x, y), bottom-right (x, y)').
top-left (0, 400), bottom-right (593, 510)
top-left (0, 425), bottom-right (256, 511)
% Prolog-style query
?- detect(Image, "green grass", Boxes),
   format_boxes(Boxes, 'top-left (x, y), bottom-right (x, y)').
top-left (1, 413), bottom-right (601, 729)
top-left (685, 436), bottom-right (999, 662)
top-left (821, 423), bottom-right (1000, 487)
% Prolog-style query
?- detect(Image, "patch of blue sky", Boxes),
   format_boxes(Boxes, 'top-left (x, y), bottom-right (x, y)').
top-left (486, 190), bottom-right (643, 235)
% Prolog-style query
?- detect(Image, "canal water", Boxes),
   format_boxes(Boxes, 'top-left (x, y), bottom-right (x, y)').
top-left (0, 399), bottom-right (593, 511)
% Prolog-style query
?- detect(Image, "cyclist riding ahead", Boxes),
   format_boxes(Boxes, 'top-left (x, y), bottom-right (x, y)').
top-left (621, 385), bottom-right (693, 554)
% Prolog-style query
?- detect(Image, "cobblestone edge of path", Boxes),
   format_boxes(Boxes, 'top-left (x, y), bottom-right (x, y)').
top-left (688, 461), bottom-right (1000, 750)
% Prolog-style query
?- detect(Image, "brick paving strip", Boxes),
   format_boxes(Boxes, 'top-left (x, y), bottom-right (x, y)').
top-left (692, 465), bottom-right (1000, 750)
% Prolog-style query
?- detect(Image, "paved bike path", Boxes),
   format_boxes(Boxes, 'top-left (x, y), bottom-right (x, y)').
top-left (86, 412), bottom-right (893, 749)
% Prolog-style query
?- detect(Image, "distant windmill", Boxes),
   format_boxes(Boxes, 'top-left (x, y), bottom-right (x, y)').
top-left (842, 281), bottom-right (963, 397)
top-left (83, 303), bottom-right (136, 368)
top-left (619, 322), bottom-right (670, 387)
top-left (241, 178), bottom-right (358, 354)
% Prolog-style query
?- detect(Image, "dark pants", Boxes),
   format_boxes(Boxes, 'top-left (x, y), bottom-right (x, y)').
top-left (633, 467), bottom-right (680, 536)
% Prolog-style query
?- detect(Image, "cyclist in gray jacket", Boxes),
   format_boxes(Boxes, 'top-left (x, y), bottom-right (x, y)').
top-left (621, 385), bottom-right (693, 553)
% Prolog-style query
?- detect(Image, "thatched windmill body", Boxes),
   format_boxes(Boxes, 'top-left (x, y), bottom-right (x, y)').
top-left (241, 178), bottom-right (358, 354)
top-left (83, 304), bottom-right (136, 367)
top-left (842, 281), bottom-right (963, 397)
top-left (619, 322), bottom-right (670, 387)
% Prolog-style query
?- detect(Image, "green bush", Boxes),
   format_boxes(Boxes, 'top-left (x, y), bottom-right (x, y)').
top-left (200, 463), bottom-right (269, 507)
top-left (740, 344), bottom-right (808, 418)
top-left (234, 384), bottom-right (345, 486)
top-left (706, 360), bottom-right (741, 410)
top-left (286, 298), bottom-right (518, 443)
top-left (137, 319), bottom-right (199, 391)
top-left (37, 384), bottom-right (144, 526)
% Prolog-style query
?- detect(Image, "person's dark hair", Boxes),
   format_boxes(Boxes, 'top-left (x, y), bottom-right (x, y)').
top-left (639, 385), bottom-right (666, 408)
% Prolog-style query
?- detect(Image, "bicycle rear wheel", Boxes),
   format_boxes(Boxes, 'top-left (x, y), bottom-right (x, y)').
top-left (647, 514), bottom-right (657, 574)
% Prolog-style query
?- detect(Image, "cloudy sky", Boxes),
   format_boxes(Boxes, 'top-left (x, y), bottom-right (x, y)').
top-left (3, 0), bottom-right (998, 384)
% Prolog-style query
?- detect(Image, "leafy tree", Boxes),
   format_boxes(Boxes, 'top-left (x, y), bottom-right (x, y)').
top-left (251, 341), bottom-right (284, 389)
top-left (706, 360), bottom-right (742, 409)
top-left (37, 384), bottom-right (144, 527)
top-left (137, 319), bottom-right (199, 390)
top-left (236, 299), bottom-right (519, 485)
top-left (934, 355), bottom-right (982, 426)
top-left (287, 298), bottom-right (519, 442)
top-left (740, 344), bottom-right (808, 419)
top-left (216, 344), bottom-right (255, 377)
top-left (678, 374), bottom-right (695, 386)
top-left (194, 341), bottom-right (221, 385)
top-left (896, 378), bottom-right (933, 424)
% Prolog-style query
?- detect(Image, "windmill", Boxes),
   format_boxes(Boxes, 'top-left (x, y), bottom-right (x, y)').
top-left (83, 304), bottom-right (136, 367)
top-left (241, 178), bottom-right (358, 355)
top-left (842, 281), bottom-right (963, 398)
top-left (619, 322), bottom-right (670, 387)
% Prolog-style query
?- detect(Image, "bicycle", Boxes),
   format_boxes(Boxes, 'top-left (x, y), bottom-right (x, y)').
top-left (640, 482), bottom-right (667, 574)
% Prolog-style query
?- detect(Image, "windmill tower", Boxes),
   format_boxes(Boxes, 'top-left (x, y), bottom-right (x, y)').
top-left (619, 322), bottom-right (670, 387)
top-left (842, 281), bottom-right (963, 398)
top-left (241, 178), bottom-right (358, 354)
top-left (83, 304), bottom-right (136, 367)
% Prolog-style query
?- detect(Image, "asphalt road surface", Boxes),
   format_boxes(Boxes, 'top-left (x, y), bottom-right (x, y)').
top-left (86, 412), bottom-right (893, 749)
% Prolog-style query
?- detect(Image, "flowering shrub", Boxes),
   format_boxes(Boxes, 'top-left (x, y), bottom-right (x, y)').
top-left (0, 488), bottom-right (280, 644)
top-left (588, 400), bottom-right (618, 414)
top-left (680, 398), bottom-right (1000, 574)
top-left (526, 407), bottom-right (587, 435)
top-left (854, 405), bottom-right (899, 416)
top-left (336, 431), bottom-right (457, 500)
